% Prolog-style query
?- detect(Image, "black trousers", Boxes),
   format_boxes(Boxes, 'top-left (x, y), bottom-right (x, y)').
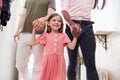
top-left (66, 20), bottom-right (99, 80)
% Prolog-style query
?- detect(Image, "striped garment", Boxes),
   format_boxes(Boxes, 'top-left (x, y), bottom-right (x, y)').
top-left (61, 0), bottom-right (93, 21)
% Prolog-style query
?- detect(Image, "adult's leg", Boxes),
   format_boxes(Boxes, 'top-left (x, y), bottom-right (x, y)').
top-left (31, 34), bottom-right (44, 80)
top-left (65, 25), bottom-right (79, 80)
top-left (16, 33), bottom-right (32, 80)
top-left (79, 22), bottom-right (99, 80)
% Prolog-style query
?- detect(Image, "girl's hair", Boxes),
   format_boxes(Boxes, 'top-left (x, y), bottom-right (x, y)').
top-left (47, 13), bottom-right (64, 33)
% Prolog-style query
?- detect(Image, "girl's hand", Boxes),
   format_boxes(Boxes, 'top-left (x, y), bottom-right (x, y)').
top-left (14, 31), bottom-right (20, 43)
top-left (29, 38), bottom-right (36, 46)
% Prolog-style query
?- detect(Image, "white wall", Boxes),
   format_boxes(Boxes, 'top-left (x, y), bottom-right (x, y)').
top-left (91, 0), bottom-right (120, 80)
top-left (0, 0), bottom-right (25, 80)
top-left (91, 0), bottom-right (120, 32)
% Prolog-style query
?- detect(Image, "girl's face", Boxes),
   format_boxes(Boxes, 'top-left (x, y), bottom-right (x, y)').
top-left (48, 16), bottom-right (62, 33)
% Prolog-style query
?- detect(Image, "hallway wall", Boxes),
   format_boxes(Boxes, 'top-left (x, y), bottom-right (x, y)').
top-left (91, 0), bottom-right (120, 80)
top-left (0, 0), bottom-right (25, 80)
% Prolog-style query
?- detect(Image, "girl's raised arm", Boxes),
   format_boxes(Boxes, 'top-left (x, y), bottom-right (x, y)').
top-left (30, 29), bottom-right (39, 45)
top-left (67, 37), bottom-right (77, 50)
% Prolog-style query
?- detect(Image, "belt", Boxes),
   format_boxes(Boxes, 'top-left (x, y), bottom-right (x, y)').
top-left (72, 20), bottom-right (94, 25)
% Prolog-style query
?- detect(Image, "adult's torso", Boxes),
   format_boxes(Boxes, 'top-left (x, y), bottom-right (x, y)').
top-left (61, 0), bottom-right (93, 21)
top-left (21, 0), bottom-right (55, 34)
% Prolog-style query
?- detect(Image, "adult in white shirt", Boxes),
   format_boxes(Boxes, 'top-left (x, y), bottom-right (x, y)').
top-left (61, 0), bottom-right (99, 80)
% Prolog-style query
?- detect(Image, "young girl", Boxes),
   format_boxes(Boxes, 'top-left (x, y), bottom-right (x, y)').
top-left (31, 13), bottom-right (78, 80)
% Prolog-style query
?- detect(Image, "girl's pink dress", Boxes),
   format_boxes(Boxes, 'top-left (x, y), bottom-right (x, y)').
top-left (38, 33), bottom-right (71, 80)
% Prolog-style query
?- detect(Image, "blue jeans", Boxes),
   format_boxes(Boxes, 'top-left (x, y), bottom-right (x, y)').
top-left (66, 20), bottom-right (99, 80)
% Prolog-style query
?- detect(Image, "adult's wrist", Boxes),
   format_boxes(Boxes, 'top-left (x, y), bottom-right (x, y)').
top-left (44, 15), bottom-right (49, 21)
top-left (69, 21), bottom-right (75, 27)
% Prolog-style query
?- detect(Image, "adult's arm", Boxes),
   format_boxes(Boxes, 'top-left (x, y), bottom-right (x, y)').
top-left (61, 0), bottom-right (81, 36)
top-left (62, 10), bottom-right (81, 37)
top-left (32, 7), bottom-right (55, 31)
top-left (62, 10), bottom-right (76, 27)
top-left (14, 8), bottom-right (27, 43)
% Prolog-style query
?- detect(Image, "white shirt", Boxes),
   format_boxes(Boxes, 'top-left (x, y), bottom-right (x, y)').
top-left (61, 0), bottom-right (93, 20)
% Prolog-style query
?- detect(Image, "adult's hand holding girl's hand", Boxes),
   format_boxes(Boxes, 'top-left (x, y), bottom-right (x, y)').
top-left (72, 30), bottom-right (80, 38)
top-left (32, 17), bottom-right (46, 31)
top-left (70, 23), bottom-right (82, 38)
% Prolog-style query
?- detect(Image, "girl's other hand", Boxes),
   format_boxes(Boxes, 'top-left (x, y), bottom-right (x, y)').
top-left (29, 38), bottom-right (36, 46)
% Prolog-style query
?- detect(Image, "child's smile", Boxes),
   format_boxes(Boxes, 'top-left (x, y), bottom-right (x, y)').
top-left (48, 16), bottom-right (62, 32)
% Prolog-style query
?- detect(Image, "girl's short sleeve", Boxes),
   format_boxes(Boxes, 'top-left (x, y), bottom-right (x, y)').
top-left (37, 33), bottom-right (47, 46)
top-left (63, 33), bottom-right (71, 46)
